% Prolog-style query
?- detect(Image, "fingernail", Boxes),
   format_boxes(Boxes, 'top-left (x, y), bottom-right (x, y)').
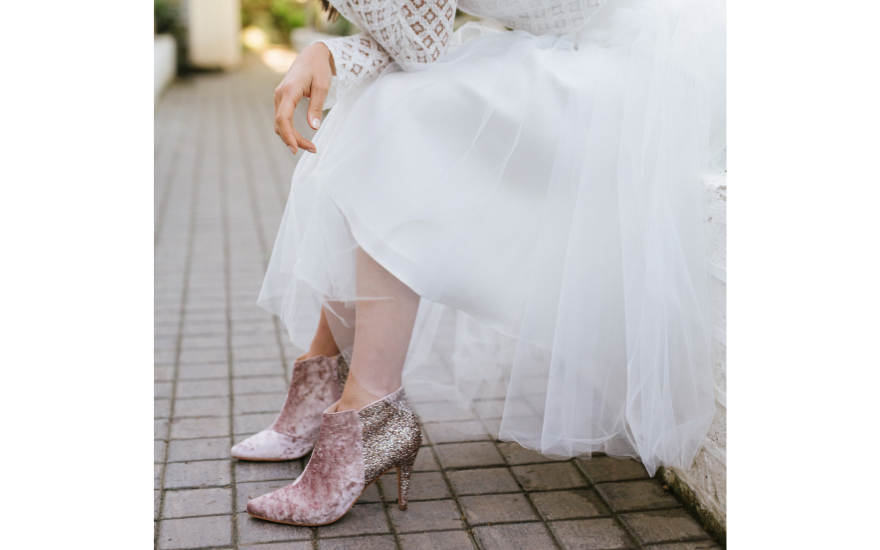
top-left (311, 117), bottom-right (321, 130)
top-left (288, 145), bottom-right (296, 155)
top-left (306, 148), bottom-right (317, 154)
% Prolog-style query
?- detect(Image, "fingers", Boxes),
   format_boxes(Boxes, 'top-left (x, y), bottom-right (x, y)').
top-left (291, 127), bottom-right (317, 154)
top-left (308, 75), bottom-right (330, 131)
top-left (274, 92), bottom-right (303, 154)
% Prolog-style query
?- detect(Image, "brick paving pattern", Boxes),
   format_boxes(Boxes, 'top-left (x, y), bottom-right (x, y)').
top-left (154, 56), bottom-right (719, 550)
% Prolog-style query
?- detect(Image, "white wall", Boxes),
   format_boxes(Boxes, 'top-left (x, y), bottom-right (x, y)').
top-left (154, 35), bottom-right (176, 104)
top-left (188, 0), bottom-right (242, 69)
top-left (665, 173), bottom-right (727, 530)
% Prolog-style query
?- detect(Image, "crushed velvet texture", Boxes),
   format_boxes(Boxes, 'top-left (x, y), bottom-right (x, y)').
top-left (231, 355), bottom-right (346, 461)
top-left (247, 407), bottom-right (366, 526)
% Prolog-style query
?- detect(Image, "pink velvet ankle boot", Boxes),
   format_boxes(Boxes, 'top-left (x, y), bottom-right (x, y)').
top-left (231, 354), bottom-right (350, 461)
top-left (246, 387), bottom-right (422, 526)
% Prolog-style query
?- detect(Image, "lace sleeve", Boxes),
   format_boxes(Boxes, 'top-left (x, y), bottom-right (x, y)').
top-left (318, 0), bottom-right (457, 105)
top-left (320, 34), bottom-right (394, 107)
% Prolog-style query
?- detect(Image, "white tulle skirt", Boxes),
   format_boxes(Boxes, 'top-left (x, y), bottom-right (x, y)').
top-left (259, 0), bottom-right (726, 475)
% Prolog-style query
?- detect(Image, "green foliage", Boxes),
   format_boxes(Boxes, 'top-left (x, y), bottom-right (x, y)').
top-left (154, 0), bottom-right (181, 35)
top-left (242, 0), bottom-right (353, 44)
top-left (271, 0), bottom-right (307, 31)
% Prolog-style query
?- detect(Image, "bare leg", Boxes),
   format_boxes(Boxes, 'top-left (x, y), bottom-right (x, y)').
top-left (336, 248), bottom-right (420, 411)
top-left (300, 308), bottom-right (341, 360)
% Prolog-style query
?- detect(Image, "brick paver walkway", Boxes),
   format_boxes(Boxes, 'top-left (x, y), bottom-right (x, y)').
top-left (154, 55), bottom-right (719, 550)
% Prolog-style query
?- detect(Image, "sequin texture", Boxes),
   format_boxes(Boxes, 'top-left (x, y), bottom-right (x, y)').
top-left (358, 388), bottom-right (422, 507)
top-left (336, 353), bottom-right (351, 393)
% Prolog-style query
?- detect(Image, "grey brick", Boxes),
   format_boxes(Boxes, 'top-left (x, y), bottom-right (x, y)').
top-left (163, 487), bottom-right (232, 518)
top-left (233, 375), bottom-right (287, 394)
top-left (461, 493), bottom-right (537, 524)
top-left (359, 482), bottom-right (382, 503)
top-left (173, 396), bottom-right (229, 417)
top-left (155, 366), bottom-right (174, 381)
top-left (158, 515), bottom-right (232, 549)
top-left (413, 446), bottom-right (440, 471)
top-left (170, 416), bottom-right (230, 439)
top-left (182, 323), bottom-right (227, 337)
top-left (619, 509), bottom-right (711, 546)
top-left (164, 460), bottom-right (231, 489)
top-left (155, 399), bottom-right (171, 419)
top-left (176, 379), bottom-right (229, 398)
top-left (155, 440), bottom-right (167, 463)
top-left (531, 490), bottom-right (610, 520)
top-left (399, 531), bottom-right (477, 550)
top-left (179, 348), bottom-right (228, 364)
top-left (233, 359), bottom-right (283, 377)
top-left (512, 462), bottom-right (588, 491)
top-left (379, 471), bottom-right (450, 503)
top-left (181, 335), bottom-right (227, 350)
top-left (155, 348), bottom-right (177, 364)
top-left (448, 468), bottom-right (520, 495)
top-left (596, 480), bottom-right (682, 512)
top-left (434, 442), bottom-right (505, 469)
top-left (155, 490), bottom-right (161, 520)
top-left (576, 456), bottom-right (650, 483)
top-left (155, 463), bottom-right (164, 490)
top-left (473, 523), bottom-right (556, 550)
top-left (318, 503), bottom-right (390, 537)
top-left (388, 499), bottom-right (463, 533)
top-left (423, 421), bottom-right (490, 444)
top-left (230, 320), bottom-right (275, 335)
top-left (233, 345), bottom-right (282, 361)
top-left (481, 418), bottom-right (502, 438)
top-left (155, 419), bottom-right (169, 440)
top-left (413, 401), bottom-right (477, 422)
top-left (238, 542), bottom-right (311, 550)
top-left (231, 332), bottom-right (280, 347)
top-left (233, 392), bottom-right (286, 414)
top-left (237, 512), bottom-right (312, 544)
top-left (474, 399), bottom-right (506, 419)
top-left (550, 518), bottom-right (636, 550)
top-left (177, 362), bottom-right (228, 380)
top-left (168, 437), bottom-right (231, 462)
top-left (643, 543), bottom-right (720, 550)
top-left (183, 312), bottom-right (226, 326)
top-left (235, 459), bottom-right (302, 483)
top-left (155, 382), bottom-right (173, 399)
top-left (497, 442), bottom-right (555, 465)
top-left (234, 412), bottom-right (277, 435)
top-left (320, 535), bottom-right (397, 550)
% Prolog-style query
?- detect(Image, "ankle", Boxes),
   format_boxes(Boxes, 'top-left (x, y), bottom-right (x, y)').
top-left (303, 344), bottom-right (339, 360)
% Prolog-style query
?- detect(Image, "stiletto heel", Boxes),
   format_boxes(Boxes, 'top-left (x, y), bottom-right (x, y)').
top-left (247, 386), bottom-right (422, 526)
top-left (397, 456), bottom-right (416, 510)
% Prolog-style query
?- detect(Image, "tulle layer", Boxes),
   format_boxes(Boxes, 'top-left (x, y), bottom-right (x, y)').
top-left (258, 0), bottom-right (726, 475)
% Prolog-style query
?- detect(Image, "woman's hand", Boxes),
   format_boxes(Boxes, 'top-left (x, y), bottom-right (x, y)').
top-left (274, 42), bottom-right (336, 155)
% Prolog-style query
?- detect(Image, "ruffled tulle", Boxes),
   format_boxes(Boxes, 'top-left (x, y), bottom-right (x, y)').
top-left (258, 0), bottom-right (725, 475)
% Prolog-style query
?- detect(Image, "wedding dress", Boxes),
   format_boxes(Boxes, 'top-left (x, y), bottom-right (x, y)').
top-left (258, 0), bottom-right (726, 475)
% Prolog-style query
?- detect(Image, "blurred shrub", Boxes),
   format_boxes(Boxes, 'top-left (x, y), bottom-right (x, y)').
top-left (271, 0), bottom-right (307, 33)
top-left (154, 0), bottom-right (181, 35)
top-left (155, 0), bottom-right (190, 72)
top-left (243, 0), bottom-right (354, 45)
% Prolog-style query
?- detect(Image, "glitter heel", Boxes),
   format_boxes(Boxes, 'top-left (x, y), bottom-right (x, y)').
top-left (397, 455), bottom-right (416, 510)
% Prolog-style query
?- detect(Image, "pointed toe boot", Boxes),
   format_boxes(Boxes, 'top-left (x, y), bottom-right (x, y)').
top-left (231, 354), bottom-right (350, 461)
top-left (246, 387), bottom-right (422, 526)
